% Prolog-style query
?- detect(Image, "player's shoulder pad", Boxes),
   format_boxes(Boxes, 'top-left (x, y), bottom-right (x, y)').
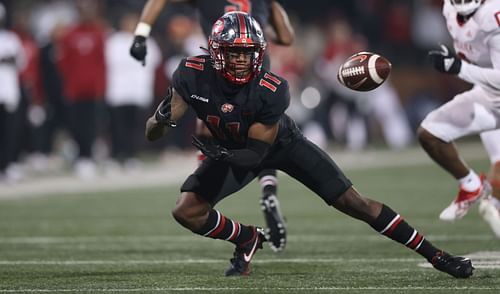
top-left (172, 55), bottom-right (211, 103)
top-left (256, 70), bottom-right (289, 95)
top-left (173, 54), bottom-right (211, 85)
top-left (256, 70), bottom-right (290, 110)
top-left (475, 1), bottom-right (500, 34)
top-left (178, 54), bottom-right (211, 74)
top-left (443, 0), bottom-right (452, 15)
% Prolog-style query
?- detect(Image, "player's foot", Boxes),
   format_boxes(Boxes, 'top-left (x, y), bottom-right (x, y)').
top-left (260, 194), bottom-right (286, 252)
top-left (224, 227), bottom-right (266, 276)
top-left (439, 174), bottom-right (491, 221)
top-left (431, 251), bottom-right (474, 278)
top-left (479, 196), bottom-right (500, 239)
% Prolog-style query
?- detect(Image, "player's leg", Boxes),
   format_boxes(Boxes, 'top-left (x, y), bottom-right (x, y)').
top-left (334, 187), bottom-right (473, 278)
top-left (275, 137), bottom-right (473, 278)
top-left (258, 168), bottom-right (286, 252)
top-left (478, 129), bottom-right (500, 238)
top-left (417, 87), bottom-right (498, 221)
top-left (171, 158), bottom-right (264, 276)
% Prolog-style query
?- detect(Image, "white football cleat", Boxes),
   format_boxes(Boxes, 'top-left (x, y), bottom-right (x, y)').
top-left (479, 196), bottom-right (500, 239)
top-left (439, 174), bottom-right (491, 222)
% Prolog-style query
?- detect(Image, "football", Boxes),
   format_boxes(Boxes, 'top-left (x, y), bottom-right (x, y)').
top-left (337, 52), bottom-right (391, 91)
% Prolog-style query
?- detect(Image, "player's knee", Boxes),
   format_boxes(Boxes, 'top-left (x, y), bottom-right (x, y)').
top-left (171, 203), bottom-right (189, 227)
top-left (417, 126), bottom-right (436, 147)
top-left (171, 194), bottom-right (195, 226)
top-left (171, 192), bottom-right (210, 230)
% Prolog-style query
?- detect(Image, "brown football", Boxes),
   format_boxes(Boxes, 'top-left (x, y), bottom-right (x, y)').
top-left (337, 52), bottom-right (392, 91)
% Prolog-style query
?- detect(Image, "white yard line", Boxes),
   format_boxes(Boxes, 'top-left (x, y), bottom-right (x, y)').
top-left (0, 258), bottom-right (424, 265)
top-left (0, 234), bottom-right (495, 244)
top-left (2, 250), bottom-right (499, 267)
top-left (0, 286), bottom-right (498, 292)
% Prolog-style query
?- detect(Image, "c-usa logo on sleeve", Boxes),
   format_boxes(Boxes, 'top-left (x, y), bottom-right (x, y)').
top-left (190, 94), bottom-right (209, 103)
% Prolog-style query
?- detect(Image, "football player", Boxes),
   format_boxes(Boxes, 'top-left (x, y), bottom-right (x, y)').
top-left (146, 11), bottom-right (474, 278)
top-left (417, 0), bottom-right (500, 237)
top-left (130, 0), bottom-right (294, 252)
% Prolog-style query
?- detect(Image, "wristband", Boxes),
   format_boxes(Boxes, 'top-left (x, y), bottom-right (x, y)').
top-left (135, 22), bottom-right (152, 37)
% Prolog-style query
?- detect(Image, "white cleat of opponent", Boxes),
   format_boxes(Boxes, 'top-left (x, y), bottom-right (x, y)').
top-left (479, 196), bottom-right (500, 239)
top-left (439, 175), bottom-right (491, 222)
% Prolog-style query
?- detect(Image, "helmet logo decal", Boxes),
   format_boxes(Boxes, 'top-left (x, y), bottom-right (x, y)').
top-left (221, 103), bottom-right (234, 113)
top-left (212, 19), bottom-right (224, 36)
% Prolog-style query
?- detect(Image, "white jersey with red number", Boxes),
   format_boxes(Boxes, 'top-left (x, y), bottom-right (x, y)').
top-left (443, 0), bottom-right (500, 95)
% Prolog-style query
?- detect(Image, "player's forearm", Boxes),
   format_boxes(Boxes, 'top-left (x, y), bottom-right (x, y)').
top-left (223, 139), bottom-right (271, 169)
top-left (459, 62), bottom-right (500, 94)
top-left (269, 1), bottom-right (294, 46)
top-left (135, 0), bottom-right (168, 37)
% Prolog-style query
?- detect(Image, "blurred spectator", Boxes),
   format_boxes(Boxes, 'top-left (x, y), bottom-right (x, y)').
top-left (313, 18), bottom-right (412, 150)
top-left (105, 12), bottom-right (161, 171)
top-left (161, 14), bottom-right (205, 150)
top-left (0, 2), bottom-right (26, 183)
top-left (12, 8), bottom-right (46, 172)
top-left (35, 23), bottom-right (68, 162)
top-left (30, 0), bottom-right (77, 45)
top-left (56, 0), bottom-right (106, 179)
top-left (381, 1), bottom-right (415, 64)
top-left (412, 0), bottom-right (449, 51)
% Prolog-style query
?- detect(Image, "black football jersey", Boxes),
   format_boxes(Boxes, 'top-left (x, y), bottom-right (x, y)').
top-left (194, 0), bottom-right (271, 38)
top-left (172, 55), bottom-right (299, 149)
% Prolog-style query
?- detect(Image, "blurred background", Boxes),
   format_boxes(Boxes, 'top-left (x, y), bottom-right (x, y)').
top-left (0, 0), bottom-right (473, 184)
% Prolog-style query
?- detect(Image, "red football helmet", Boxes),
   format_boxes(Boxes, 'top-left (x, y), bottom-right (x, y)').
top-left (208, 11), bottom-right (267, 84)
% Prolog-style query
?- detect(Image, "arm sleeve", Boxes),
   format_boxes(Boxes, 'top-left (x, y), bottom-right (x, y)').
top-left (223, 138), bottom-right (271, 170)
top-left (458, 33), bottom-right (500, 94)
top-left (255, 79), bottom-right (291, 124)
top-left (171, 59), bottom-right (192, 105)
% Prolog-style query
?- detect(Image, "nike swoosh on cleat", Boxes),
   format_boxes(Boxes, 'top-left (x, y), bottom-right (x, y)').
top-left (243, 237), bottom-right (259, 262)
top-left (444, 58), bottom-right (454, 71)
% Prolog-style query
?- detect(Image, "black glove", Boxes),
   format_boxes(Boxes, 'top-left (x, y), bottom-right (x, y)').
top-left (191, 136), bottom-right (233, 161)
top-left (428, 44), bottom-right (462, 75)
top-left (154, 87), bottom-right (177, 127)
top-left (130, 35), bottom-right (147, 66)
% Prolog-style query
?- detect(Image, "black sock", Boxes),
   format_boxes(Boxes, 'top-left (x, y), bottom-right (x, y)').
top-left (194, 209), bottom-right (254, 246)
top-left (370, 205), bottom-right (440, 262)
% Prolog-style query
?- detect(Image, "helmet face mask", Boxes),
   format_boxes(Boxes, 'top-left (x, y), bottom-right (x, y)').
top-left (224, 47), bottom-right (257, 80)
top-left (208, 12), bottom-right (266, 84)
top-left (451, 0), bottom-right (483, 16)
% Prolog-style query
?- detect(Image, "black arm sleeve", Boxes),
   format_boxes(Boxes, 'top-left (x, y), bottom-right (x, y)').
top-left (171, 62), bottom-right (192, 105)
top-left (223, 138), bottom-right (271, 170)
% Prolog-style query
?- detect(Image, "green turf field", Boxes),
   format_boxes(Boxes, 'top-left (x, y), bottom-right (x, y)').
top-left (1, 157), bottom-right (499, 293)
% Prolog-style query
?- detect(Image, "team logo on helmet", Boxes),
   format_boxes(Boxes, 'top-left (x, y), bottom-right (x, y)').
top-left (221, 103), bottom-right (234, 113)
top-left (212, 19), bottom-right (224, 36)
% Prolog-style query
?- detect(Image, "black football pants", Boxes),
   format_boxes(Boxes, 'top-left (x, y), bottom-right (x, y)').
top-left (181, 136), bottom-right (352, 206)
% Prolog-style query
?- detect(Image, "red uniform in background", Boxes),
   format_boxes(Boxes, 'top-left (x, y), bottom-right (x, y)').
top-left (57, 22), bottom-right (106, 102)
top-left (56, 20), bottom-right (107, 179)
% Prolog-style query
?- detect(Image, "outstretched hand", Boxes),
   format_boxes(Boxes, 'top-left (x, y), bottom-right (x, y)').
top-left (428, 44), bottom-right (462, 75)
top-left (130, 35), bottom-right (147, 66)
top-left (154, 87), bottom-right (177, 127)
top-left (191, 136), bottom-right (232, 161)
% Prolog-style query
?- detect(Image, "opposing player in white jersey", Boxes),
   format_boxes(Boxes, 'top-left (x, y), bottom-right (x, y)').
top-left (417, 0), bottom-right (500, 238)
